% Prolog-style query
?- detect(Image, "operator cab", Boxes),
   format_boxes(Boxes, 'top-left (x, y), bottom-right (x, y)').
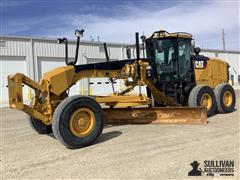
top-left (145, 30), bottom-right (195, 104)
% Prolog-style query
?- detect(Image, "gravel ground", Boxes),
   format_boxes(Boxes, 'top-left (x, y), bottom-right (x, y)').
top-left (1, 91), bottom-right (239, 179)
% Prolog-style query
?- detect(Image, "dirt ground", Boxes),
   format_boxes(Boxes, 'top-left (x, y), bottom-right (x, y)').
top-left (1, 91), bottom-right (239, 179)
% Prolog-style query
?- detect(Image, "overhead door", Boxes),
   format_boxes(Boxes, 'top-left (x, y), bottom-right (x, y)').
top-left (0, 56), bottom-right (27, 107)
top-left (89, 77), bottom-right (119, 95)
top-left (87, 58), bottom-right (122, 96)
top-left (38, 57), bottom-right (80, 95)
top-left (88, 58), bottom-right (147, 96)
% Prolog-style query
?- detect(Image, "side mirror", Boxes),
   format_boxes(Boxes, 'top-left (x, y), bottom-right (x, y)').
top-left (126, 47), bottom-right (131, 59)
top-left (194, 47), bottom-right (201, 56)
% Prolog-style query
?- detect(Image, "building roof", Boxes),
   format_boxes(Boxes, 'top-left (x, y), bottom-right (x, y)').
top-left (201, 48), bottom-right (240, 54)
top-left (0, 35), bottom-right (239, 54)
top-left (0, 35), bottom-right (133, 47)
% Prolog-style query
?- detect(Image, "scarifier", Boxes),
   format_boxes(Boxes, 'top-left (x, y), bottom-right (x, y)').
top-left (8, 29), bottom-right (235, 148)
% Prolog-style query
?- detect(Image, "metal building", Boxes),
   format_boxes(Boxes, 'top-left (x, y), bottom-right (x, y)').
top-left (1, 36), bottom-right (239, 107)
top-left (201, 49), bottom-right (240, 85)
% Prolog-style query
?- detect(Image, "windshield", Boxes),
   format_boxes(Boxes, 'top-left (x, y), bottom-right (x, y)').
top-left (147, 38), bottom-right (178, 81)
top-left (146, 38), bottom-right (191, 81)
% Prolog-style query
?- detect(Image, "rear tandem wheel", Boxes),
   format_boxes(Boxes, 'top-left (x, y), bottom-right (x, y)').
top-left (214, 83), bottom-right (236, 113)
top-left (188, 85), bottom-right (216, 117)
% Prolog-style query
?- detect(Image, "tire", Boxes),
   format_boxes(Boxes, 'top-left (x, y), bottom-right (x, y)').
top-left (188, 85), bottom-right (216, 117)
top-left (148, 93), bottom-right (155, 108)
top-left (27, 116), bottom-right (53, 134)
top-left (214, 83), bottom-right (236, 113)
top-left (52, 95), bottom-right (104, 149)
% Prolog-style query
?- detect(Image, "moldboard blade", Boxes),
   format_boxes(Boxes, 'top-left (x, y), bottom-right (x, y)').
top-left (103, 107), bottom-right (207, 125)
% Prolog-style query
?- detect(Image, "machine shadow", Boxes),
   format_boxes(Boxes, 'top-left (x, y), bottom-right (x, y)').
top-left (95, 130), bottom-right (122, 144)
top-left (207, 108), bottom-right (237, 124)
top-left (47, 130), bottom-right (123, 145)
top-left (47, 133), bottom-right (56, 139)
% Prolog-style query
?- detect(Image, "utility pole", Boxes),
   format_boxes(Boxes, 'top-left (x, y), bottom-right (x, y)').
top-left (222, 29), bottom-right (226, 51)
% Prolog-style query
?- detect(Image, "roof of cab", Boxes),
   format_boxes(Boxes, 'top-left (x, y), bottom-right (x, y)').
top-left (147, 30), bottom-right (193, 40)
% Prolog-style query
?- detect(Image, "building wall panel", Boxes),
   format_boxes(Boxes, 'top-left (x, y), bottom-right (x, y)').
top-left (1, 36), bottom-right (239, 98)
top-left (202, 51), bottom-right (240, 84)
top-left (0, 39), bottom-right (30, 57)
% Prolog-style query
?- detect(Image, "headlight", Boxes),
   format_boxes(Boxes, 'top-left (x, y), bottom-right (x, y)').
top-left (75, 29), bottom-right (84, 38)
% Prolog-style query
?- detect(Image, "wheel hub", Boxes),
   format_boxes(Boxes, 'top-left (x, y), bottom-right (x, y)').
top-left (223, 91), bottom-right (233, 107)
top-left (201, 93), bottom-right (212, 110)
top-left (78, 118), bottom-right (85, 126)
top-left (69, 108), bottom-right (95, 137)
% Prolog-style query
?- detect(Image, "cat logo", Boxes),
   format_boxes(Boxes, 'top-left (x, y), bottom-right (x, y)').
top-left (195, 60), bottom-right (205, 69)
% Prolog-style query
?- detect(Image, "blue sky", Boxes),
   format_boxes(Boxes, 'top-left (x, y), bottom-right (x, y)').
top-left (1, 0), bottom-right (239, 50)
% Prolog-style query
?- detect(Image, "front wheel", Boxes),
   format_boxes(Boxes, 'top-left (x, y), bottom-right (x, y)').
top-left (27, 101), bottom-right (52, 134)
top-left (52, 95), bottom-right (104, 149)
top-left (27, 116), bottom-right (53, 134)
top-left (188, 85), bottom-right (216, 117)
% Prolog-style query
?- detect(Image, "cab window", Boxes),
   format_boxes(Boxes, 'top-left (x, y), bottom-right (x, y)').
top-left (178, 39), bottom-right (191, 77)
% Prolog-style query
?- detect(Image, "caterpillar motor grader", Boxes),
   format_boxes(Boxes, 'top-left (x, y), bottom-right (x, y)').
top-left (8, 29), bottom-right (235, 149)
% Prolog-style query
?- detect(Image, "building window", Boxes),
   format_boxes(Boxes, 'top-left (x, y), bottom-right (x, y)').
top-left (215, 52), bottom-right (218, 57)
top-left (0, 41), bottom-right (6, 48)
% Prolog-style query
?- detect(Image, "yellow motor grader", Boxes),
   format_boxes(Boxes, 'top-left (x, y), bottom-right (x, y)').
top-left (8, 29), bottom-right (235, 148)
